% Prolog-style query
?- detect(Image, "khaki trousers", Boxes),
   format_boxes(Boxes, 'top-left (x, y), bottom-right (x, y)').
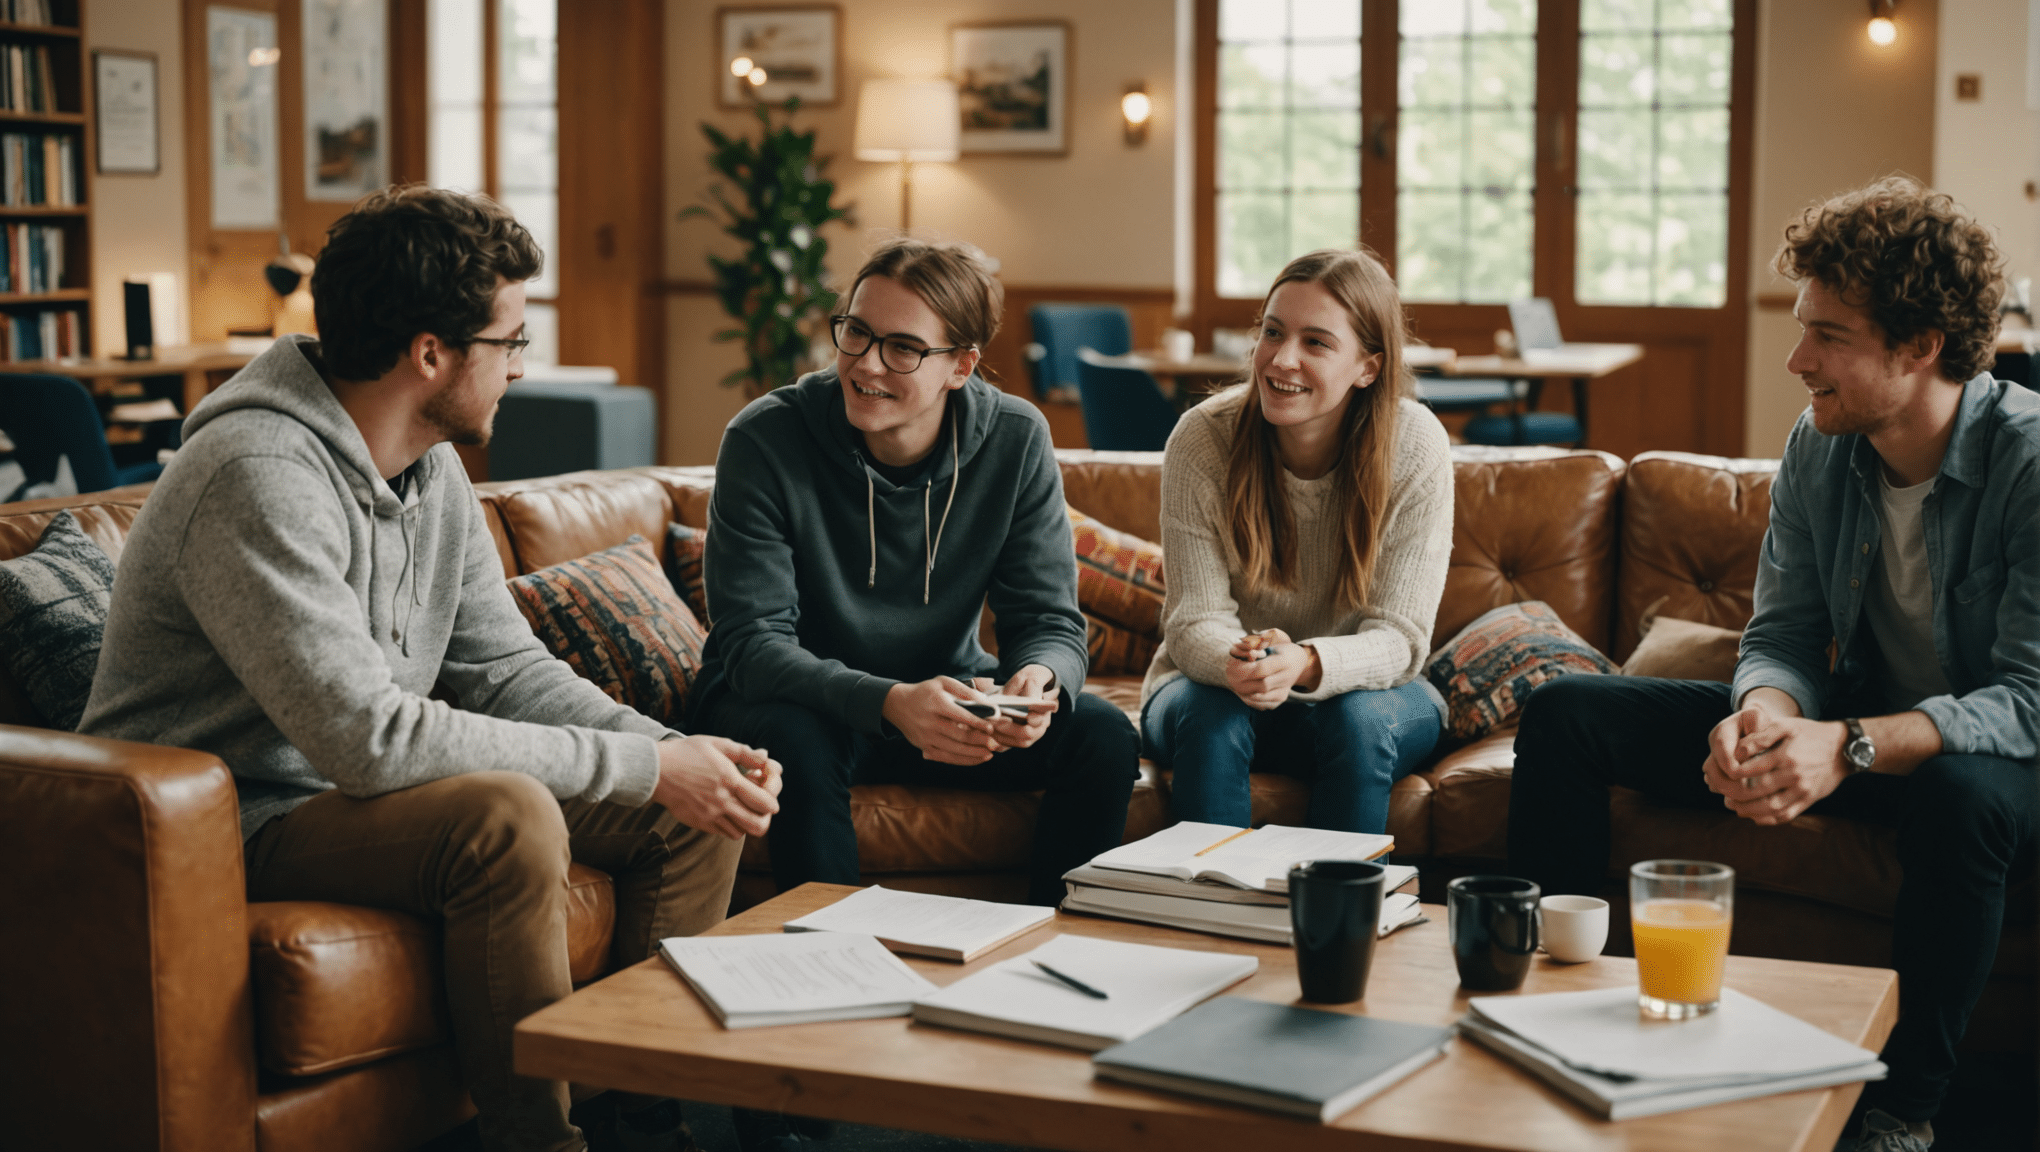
top-left (244, 772), bottom-right (742, 1152)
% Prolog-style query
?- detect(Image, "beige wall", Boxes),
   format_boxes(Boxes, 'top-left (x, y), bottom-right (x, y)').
top-left (87, 0), bottom-right (189, 358)
top-left (1742, 0), bottom-right (1940, 457)
top-left (1934, 0), bottom-right (2040, 292)
top-left (662, 0), bottom-right (1179, 465)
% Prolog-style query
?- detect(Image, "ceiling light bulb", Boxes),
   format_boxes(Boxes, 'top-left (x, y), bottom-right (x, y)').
top-left (1867, 16), bottom-right (1897, 44)
top-left (747, 67), bottom-right (768, 86)
top-left (730, 56), bottom-right (754, 77)
top-left (1121, 91), bottom-right (1153, 126)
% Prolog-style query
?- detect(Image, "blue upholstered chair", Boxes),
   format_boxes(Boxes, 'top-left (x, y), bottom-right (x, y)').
top-left (1414, 376), bottom-right (1583, 447)
top-left (1028, 304), bottom-right (1132, 401)
top-left (1074, 348), bottom-right (1179, 451)
top-left (0, 373), bottom-right (163, 498)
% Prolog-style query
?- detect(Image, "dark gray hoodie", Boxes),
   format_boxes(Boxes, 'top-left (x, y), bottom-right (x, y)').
top-left (81, 336), bottom-right (670, 837)
top-left (697, 367), bottom-right (1088, 733)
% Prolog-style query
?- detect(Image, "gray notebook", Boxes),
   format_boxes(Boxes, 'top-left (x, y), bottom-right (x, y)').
top-left (1092, 998), bottom-right (1451, 1122)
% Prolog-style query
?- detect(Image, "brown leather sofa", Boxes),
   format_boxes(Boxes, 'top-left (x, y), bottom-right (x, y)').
top-left (2, 447), bottom-right (2029, 1152)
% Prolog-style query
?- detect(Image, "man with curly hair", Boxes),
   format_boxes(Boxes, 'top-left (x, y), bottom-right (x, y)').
top-left (1508, 176), bottom-right (2037, 1150)
top-left (82, 186), bottom-right (780, 1152)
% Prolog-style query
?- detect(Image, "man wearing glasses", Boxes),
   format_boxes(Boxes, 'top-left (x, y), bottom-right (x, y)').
top-left (83, 186), bottom-right (777, 1152)
top-left (695, 236), bottom-right (1139, 934)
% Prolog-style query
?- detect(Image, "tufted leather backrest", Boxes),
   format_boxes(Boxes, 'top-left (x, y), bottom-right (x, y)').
top-left (1436, 447), bottom-right (1627, 654)
top-left (473, 469), bottom-right (672, 575)
top-left (1615, 451), bottom-right (1777, 662)
top-left (1056, 449), bottom-right (1165, 542)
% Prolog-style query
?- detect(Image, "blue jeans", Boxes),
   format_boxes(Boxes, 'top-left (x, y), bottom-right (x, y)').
top-left (1141, 676), bottom-right (1442, 834)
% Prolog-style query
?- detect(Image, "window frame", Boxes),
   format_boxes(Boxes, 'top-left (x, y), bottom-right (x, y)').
top-left (1193, 0), bottom-right (1758, 347)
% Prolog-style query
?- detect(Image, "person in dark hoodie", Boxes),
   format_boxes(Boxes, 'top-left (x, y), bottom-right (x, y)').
top-left (697, 237), bottom-right (1140, 911)
top-left (81, 186), bottom-right (780, 1152)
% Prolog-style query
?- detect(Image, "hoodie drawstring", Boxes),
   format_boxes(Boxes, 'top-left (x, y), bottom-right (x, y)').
top-left (863, 407), bottom-right (962, 605)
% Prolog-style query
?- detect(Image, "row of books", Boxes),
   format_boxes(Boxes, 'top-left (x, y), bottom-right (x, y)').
top-left (0, 0), bottom-right (57, 25)
top-left (0, 42), bottom-right (57, 114)
top-left (1, 132), bottom-right (76, 206)
top-left (2, 220), bottom-right (64, 294)
top-left (0, 306), bottom-right (80, 360)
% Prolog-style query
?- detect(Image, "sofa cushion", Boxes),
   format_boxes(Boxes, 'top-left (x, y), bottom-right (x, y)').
top-left (663, 522), bottom-right (710, 622)
top-left (1068, 506), bottom-right (1165, 636)
top-left (1421, 728), bottom-right (1519, 860)
top-left (0, 511), bottom-right (115, 730)
top-left (1622, 611), bottom-right (1741, 683)
top-left (507, 536), bottom-right (709, 723)
top-left (1615, 451), bottom-right (1775, 661)
top-left (641, 465), bottom-right (717, 529)
top-left (248, 864), bottom-right (617, 1078)
top-left (1436, 447), bottom-right (1624, 655)
top-left (1424, 601), bottom-right (1615, 742)
top-left (1055, 450), bottom-right (1164, 542)
top-left (481, 470), bottom-right (673, 575)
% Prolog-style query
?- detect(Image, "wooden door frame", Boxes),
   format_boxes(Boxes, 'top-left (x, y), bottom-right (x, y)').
top-left (1191, 0), bottom-right (1758, 456)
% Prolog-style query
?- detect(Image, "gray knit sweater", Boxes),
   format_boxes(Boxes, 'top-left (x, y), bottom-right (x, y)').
top-left (80, 336), bottom-right (671, 838)
top-left (1142, 387), bottom-right (1455, 707)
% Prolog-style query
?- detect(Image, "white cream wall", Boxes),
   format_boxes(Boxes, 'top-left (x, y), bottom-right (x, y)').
top-left (1743, 0), bottom-right (1941, 458)
top-left (87, 0), bottom-right (189, 359)
top-left (1934, 0), bottom-right (2040, 297)
top-left (662, 0), bottom-right (1179, 465)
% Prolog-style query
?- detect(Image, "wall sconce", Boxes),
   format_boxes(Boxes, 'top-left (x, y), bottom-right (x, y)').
top-left (729, 55), bottom-right (767, 90)
top-left (1121, 85), bottom-right (1152, 146)
top-left (1866, 0), bottom-right (1898, 46)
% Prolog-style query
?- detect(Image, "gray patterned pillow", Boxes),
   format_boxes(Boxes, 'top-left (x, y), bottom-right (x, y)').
top-left (0, 511), bottom-right (116, 730)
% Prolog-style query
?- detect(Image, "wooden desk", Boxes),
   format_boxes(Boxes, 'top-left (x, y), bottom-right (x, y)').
top-left (1442, 345), bottom-right (1644, 445)
top-left (517, 883), bottom-right (1895, 1152)
top-left (9, 342), bottom-right (260, 415)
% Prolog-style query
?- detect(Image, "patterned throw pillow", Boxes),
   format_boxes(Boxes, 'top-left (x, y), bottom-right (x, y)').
top-left (662, 522), bottom-right (709, 624)
top-left (0, 511), bottom-right (117, 731)
top-left (1067, 505), bottom-right (1165, 637)
top-left (1422, 600), bottom-right (1616, 742)
top-left (1085, 611), bottom-right (1158, 680)
top-left (507, 535), bottom-right (708, 724)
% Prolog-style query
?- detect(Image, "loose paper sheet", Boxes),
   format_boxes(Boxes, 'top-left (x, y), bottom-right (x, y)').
top-left (661, 932), bottom-right (934, 1016)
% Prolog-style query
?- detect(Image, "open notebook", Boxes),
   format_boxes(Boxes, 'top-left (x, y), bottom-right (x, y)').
top-left (1088, 822), bottom-right (1393, 893)
top-left (658, 932), bottom-right (936, 1029)
top-left (782, 886), bottom-right (1055, 962)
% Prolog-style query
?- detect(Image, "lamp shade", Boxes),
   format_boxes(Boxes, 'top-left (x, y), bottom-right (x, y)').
top-left (853, 79), bottom-right (961, 162)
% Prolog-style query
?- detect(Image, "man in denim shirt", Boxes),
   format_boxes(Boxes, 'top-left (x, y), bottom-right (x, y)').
top-left (1509, 177), bottom-right (2036, 1152)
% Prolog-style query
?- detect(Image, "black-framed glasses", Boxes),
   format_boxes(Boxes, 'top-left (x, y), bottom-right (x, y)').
top-left (469, 335), bottom-right (530, 361)
top-left (829, 315), bottom-right (963, 374)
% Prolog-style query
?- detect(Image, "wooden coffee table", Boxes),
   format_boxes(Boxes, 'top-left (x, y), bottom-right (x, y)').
top-left (516, 883), bottom-right (1895, 1152)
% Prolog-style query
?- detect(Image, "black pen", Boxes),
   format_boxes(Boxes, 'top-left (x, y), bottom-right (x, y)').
top-left (1031, 959), bottom-right (1109, 999)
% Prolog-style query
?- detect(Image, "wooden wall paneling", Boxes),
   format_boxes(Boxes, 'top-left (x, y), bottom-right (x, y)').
top-left (555, 0), bottom-right (665, 421)
top-left (388, 0), bottom-right (427, 185)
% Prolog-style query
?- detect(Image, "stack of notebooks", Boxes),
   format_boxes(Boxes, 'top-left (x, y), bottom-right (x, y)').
top-left (1062, 822), bottom-right (1421, 944)
top-left (1458, 986), bottom-right (1886, 1118)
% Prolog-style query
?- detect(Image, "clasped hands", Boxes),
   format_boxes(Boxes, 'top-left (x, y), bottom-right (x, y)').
top-left (1225, 628), bottom-right (1322, 710)
top-left (653, 734), bottom-right (784, 841)
top-left (883, 664), bottom-right (1060, 765)
top-left (1701, 689), bottom-right (1850, 825)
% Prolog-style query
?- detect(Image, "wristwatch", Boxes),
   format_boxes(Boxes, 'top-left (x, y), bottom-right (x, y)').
top-left (1841, 718), bottom-right (1876, 774)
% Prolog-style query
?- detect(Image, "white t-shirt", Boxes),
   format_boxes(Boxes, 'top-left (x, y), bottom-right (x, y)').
top-left (1863, 470), bottom-right (1953, 711)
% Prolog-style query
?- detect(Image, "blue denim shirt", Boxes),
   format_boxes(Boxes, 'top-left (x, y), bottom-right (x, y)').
top-left (1733, 373), bottom-right (2040, 760)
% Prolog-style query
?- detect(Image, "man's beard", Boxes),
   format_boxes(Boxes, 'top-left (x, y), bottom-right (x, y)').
top-left (421, 374), bottom-right (493, 446)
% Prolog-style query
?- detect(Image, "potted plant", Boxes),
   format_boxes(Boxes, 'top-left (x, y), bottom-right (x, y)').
top-left (682, 98), bottom-right (852, 397)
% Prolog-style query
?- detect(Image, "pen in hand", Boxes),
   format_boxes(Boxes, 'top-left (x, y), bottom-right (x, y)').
top-left (1031, 959), bottom-right (1109, 999)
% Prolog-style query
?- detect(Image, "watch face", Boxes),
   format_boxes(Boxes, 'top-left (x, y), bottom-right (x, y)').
top-left (1846, 738), bottom-right (1875, 770)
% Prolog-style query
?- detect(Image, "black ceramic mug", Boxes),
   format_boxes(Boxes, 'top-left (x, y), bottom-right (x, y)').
top-left (1288, 860), bottom-right (1386, 1004)
top-left (1447, 875), bottom-right (1541, 992)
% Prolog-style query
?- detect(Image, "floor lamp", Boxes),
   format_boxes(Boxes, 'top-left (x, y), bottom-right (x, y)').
top-left (853, 79), bottom-right (960, 232)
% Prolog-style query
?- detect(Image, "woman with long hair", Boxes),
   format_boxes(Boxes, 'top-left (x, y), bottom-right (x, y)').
top-left (1140, 248), bottom-right (1453, 833)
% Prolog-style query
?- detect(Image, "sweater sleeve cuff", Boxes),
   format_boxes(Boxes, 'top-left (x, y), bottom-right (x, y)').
top-left (1731, 661), bottom-right (1822, 719)
top-left (848, 674), bottom-right (900, 736)
top-left (601, 734), bottom-right (662, 808)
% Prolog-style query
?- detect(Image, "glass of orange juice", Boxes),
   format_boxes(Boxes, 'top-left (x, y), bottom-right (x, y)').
top-left (1629, 859), bottom-right (1734, 1020)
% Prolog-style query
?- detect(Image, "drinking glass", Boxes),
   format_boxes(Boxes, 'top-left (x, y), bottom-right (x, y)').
top-left (1629, 859), bottom-right (1734, 1020)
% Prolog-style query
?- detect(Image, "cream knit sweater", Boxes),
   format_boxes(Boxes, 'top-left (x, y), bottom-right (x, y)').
top-left (1141, 387), bottom-right (1455, 707)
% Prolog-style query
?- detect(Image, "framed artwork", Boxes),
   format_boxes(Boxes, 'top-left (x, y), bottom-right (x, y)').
top-left (94, 50), bottom-right (160, 175)
top-left (207, 5), bottom-right (281, 230)
top-left (951, 21), bottom-right (1070, 156)
top-left (716, 6), bottom-right (841, 108)
top-left (302, 0), bottom-right (387, 201)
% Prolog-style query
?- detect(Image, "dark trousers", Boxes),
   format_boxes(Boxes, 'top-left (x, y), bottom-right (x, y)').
top-left (702, 689), bottom-right (1140, 905)
top-left (1506, 675), bottom-right (2036, 1123)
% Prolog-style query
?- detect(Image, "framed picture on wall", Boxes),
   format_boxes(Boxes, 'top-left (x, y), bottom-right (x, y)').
top-left (951, 21), bottom-right (1070, 156)
top-left (94, 50), bottom-right (160, 175)
top-left (302, 0), bottom-right (387, 201)
top-left (716, 6), bottom-right (841, 108)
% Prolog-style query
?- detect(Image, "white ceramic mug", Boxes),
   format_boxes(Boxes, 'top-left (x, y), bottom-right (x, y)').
top-left (1161, 327), bottom-right (1196, 362)
top-left (1539, 894), bottom-right (1610, 964)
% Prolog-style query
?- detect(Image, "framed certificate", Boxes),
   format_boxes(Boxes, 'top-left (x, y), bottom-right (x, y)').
top-left (94, 50), bottom-right (160, 175)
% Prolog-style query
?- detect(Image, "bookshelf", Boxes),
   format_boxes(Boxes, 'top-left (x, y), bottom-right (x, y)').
top-left (0, 0), bottom-right (88, 363)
